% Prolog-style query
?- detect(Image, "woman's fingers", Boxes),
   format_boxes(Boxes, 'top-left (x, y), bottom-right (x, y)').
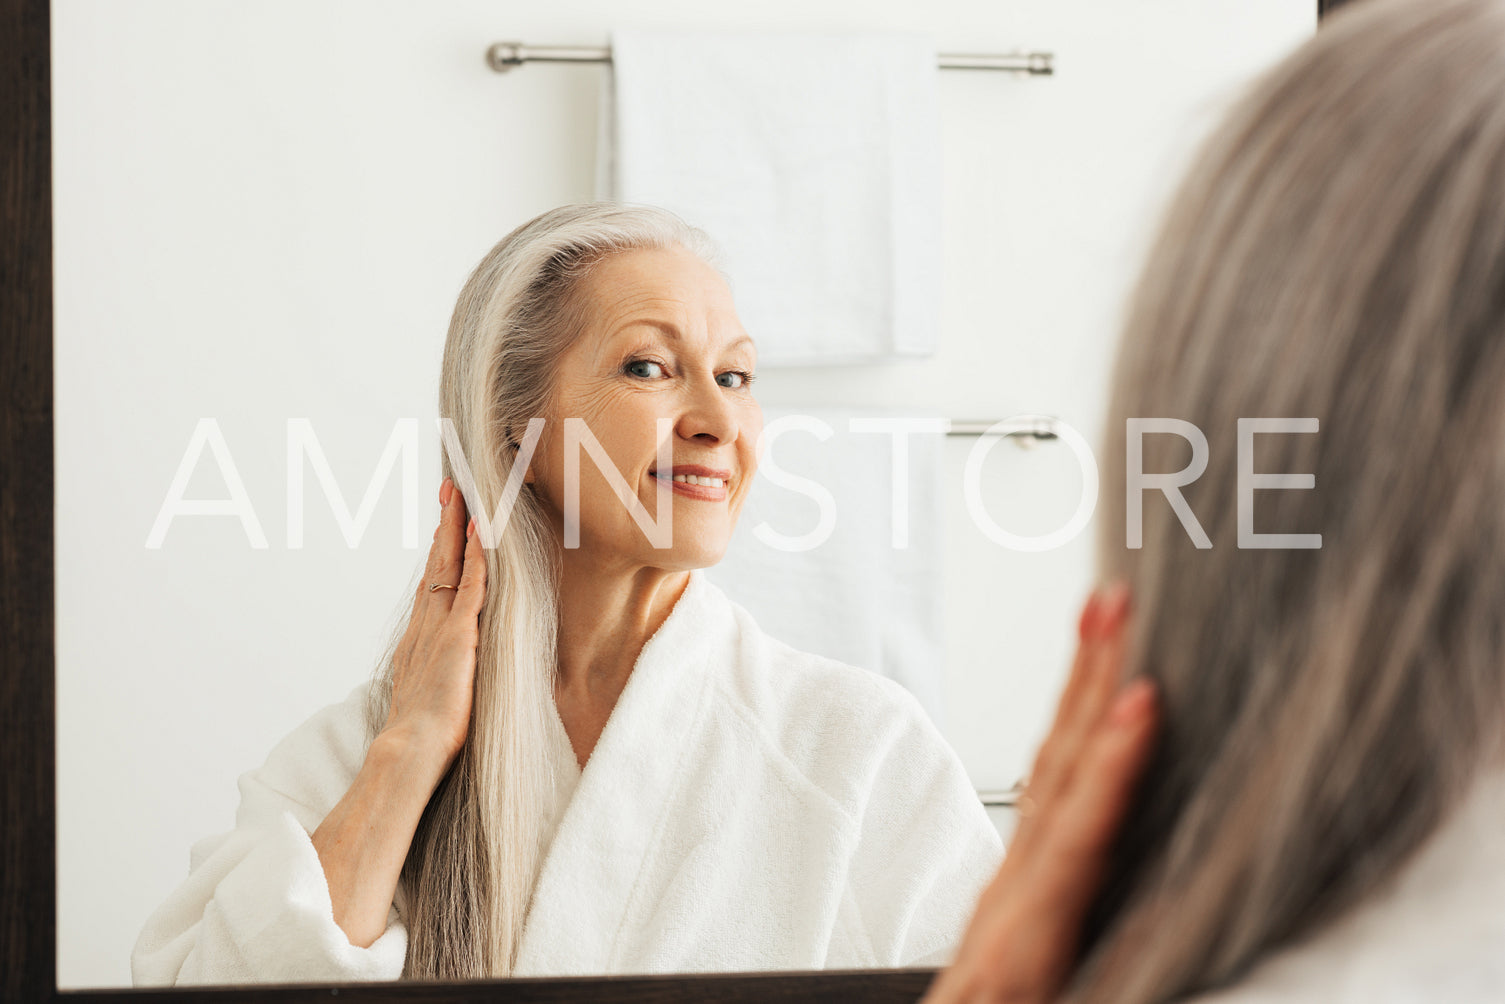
top-left (420, 477), bottom-right (469, 627)
top-left (920, 641), bottom-right (1158, 1004)
top-left (382, 476), bottom-right (483, 760)
top-left (415, 478), bottom-right (455, 598)
top-left (396, 477), bottom-right (457, 666)
top-left (453, 515), bottom-right (488, 619)
top-left (1046, 679), bottom-right (1157, 867)
top-left (1012, 584), bottom-right (1130, 853)
top-left (1001, 682), bottom-right (1159, 997)
top-left (1058, 587), bottom-right (1131, 786)
top-left (1022, 598), bottom-right (1096, 797)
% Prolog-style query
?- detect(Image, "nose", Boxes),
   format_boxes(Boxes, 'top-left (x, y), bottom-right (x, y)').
top-left (675, 372), bottom-right (739, 446)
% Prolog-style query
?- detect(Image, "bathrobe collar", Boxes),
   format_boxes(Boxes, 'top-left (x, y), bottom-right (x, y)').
top-left (514, 569), bottom-right (728, 974)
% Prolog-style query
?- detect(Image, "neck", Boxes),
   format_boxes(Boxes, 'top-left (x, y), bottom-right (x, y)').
top-left (552, 550), bottom-right (691, 766)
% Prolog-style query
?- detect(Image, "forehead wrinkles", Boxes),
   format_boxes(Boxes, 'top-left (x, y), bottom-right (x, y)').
top-left (599, 283), bottom-right (697, 331)
top-left (573, 255), bottom-right (750, 366)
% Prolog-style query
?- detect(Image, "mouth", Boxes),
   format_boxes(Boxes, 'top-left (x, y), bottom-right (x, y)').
top-left (650, 465), bottom-right (732, 500)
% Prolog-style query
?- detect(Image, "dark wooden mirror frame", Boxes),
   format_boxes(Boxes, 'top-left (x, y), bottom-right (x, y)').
top-left (3, 1), bottom-right (1336, 1000)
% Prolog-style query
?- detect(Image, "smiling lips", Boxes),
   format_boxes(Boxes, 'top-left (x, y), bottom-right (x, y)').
top-left (651, 465), bottom-right (731, 501)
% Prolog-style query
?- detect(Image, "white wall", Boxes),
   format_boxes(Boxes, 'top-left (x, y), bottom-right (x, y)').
top-left (53, 0), bottom-right (1314, 988)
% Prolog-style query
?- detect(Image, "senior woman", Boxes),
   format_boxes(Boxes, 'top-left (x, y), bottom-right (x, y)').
top-left (134, 204), bottom-right (1142, 985)
top-left (928, 1), bottom-right (1505, 1002)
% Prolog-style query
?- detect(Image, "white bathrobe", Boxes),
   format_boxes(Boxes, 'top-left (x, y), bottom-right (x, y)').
top-left (132, 570), bottom-right (1003, 985)
top-left (1186, 764), bottom-right (1505, 1004)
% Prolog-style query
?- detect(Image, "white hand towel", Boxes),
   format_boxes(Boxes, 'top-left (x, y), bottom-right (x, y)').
top-left (599, 29), bottom-right (943, 365)
top-left (705, 407), bottom-right (948, 729)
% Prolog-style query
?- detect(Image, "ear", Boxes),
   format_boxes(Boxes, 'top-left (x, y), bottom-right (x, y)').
top-left (505, 417), bottom-right (547, 488)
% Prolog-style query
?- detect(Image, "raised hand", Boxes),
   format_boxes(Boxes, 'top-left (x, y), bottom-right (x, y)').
top-left (921, 584), bottom-right (1159, 1004)
top-left (380, 476), bottom-right (488, 772)
top-left (312, 476), bottom-right (489, 949)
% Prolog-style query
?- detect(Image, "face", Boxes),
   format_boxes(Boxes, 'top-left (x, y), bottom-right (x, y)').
top-left (527, 245), bottom-right (763, 573)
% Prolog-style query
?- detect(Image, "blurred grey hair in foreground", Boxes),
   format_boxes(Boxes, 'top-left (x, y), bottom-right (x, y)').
top-left (365, 203), bottom-right (718, 979)
top-left (1074, 0), bottom-right (1505, 1000)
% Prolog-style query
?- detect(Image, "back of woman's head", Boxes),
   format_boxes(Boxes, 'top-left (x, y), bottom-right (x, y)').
top-left (1079, 0), bottom-right (1505, 999)
top-left (369, 202), bottom-right (718, 979)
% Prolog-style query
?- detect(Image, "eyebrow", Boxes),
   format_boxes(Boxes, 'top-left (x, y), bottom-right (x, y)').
top-left (614, 319), bottom-right (755, 354)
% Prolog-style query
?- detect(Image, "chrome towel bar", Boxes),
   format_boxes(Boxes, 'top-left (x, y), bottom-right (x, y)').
top-left (486, 42), bottom-right (1054, 76)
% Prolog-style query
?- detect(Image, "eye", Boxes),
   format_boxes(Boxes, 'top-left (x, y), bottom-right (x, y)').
top-left (716, 370), bottom-right (755, 389)
top-left (625, 359), bottom-right (667, 379)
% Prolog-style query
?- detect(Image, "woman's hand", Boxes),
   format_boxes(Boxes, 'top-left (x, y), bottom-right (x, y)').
top-left (312, 476), bottom-right (488, 949)
top-left (921, 584), bottom-right (1158, 1004)
top-left (379, 475), bottom-right (488, 774)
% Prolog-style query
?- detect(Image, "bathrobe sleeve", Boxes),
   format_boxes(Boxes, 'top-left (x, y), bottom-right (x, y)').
top-left (131, 683), bottom-right (408, 986)
top-left (841, 683), bottom-right (1004, 969)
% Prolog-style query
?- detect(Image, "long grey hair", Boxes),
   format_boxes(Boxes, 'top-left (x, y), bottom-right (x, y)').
top-left (1072, 0), bottom-right (1505, 1000)
top-left (365, 203), bottom-right (717, 978)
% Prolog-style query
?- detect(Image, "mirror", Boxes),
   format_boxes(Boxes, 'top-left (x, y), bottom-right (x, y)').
top-left (41, 0), bottom-right (1316, 992)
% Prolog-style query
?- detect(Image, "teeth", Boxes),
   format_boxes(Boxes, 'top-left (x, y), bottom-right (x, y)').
top-left (670, 474), bottom-right (725, 488)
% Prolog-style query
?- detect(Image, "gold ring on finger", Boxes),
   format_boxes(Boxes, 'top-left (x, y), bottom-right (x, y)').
top-left (429, 582), bottom-right (458, 592)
